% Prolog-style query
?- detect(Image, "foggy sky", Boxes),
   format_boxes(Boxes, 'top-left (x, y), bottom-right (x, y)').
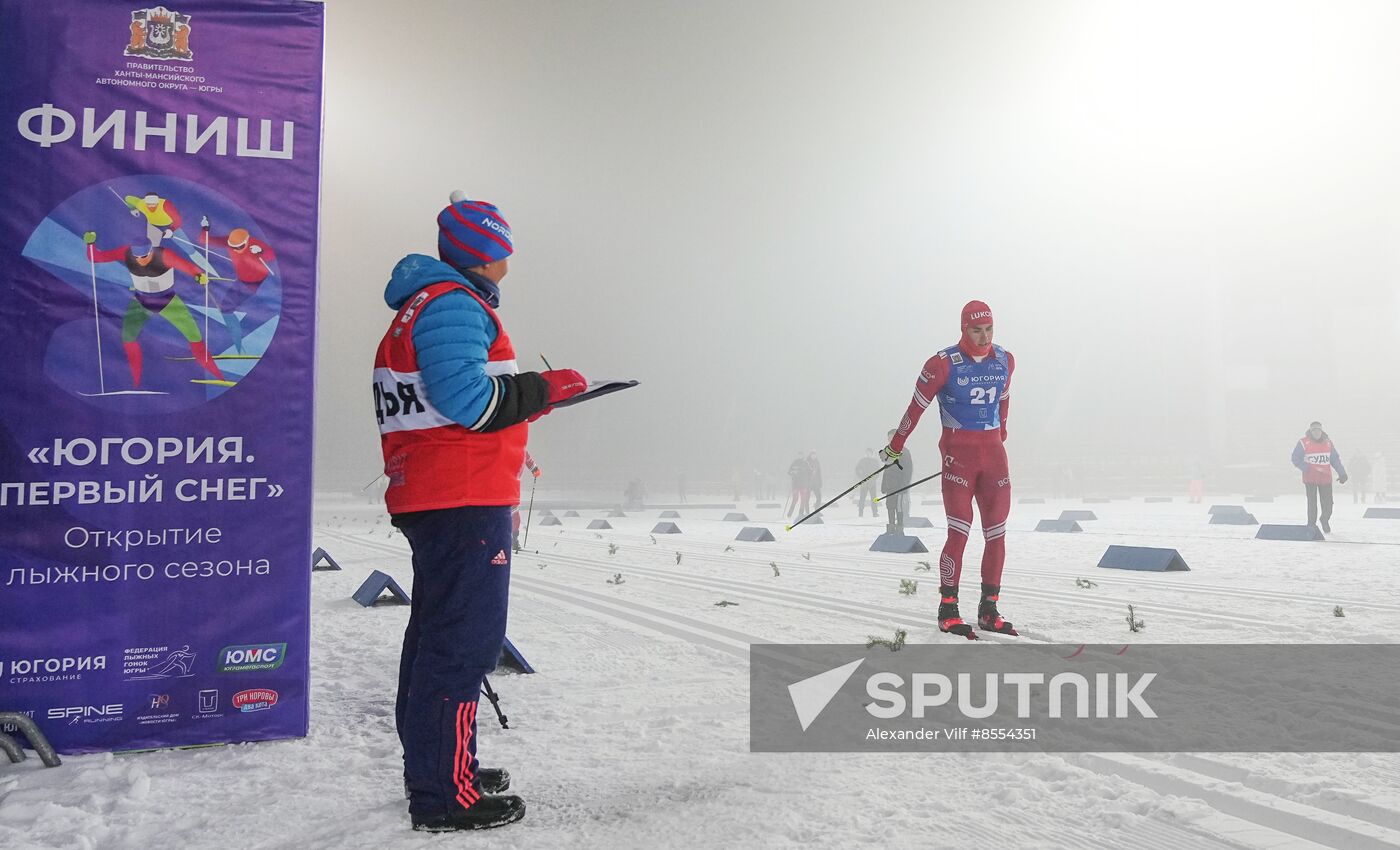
top-left (318, 0), bottom-right (1400, 494)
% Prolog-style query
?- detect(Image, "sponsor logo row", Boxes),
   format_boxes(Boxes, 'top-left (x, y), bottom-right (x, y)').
top-left (3, 688), bottom-right (283, 731)
top-left (4, 642), bottom-right (287, 685)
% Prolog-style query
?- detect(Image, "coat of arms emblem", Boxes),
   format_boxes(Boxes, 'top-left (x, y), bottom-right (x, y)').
top-left (126, 6), bottom-right (193, 62)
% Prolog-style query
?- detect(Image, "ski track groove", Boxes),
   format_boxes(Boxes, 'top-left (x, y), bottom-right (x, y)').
top-left (501, 544), bottom-right (1400, 730)
top-left (320, 523), bottom-right (1400, 849)
top-left (531, 528), bottom-right (1314, 633)
top-left (535, 521), bottom-right (1400, 613)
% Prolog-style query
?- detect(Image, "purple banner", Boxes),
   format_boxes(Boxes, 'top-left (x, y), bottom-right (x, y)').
top-left (0, 0), bottom-right (322, 753)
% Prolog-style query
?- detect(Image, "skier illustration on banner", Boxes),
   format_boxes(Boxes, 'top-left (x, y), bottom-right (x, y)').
top-left (21, 177), bottom-right (285, 408)
top-left (198, 218), bottom-right (277, 354)
top-left (120, 190), bottom-right (183, 247)
top-left (83, 229), bottom-right (227, 389)
top-left (129, 645), bottom-right (197, 679)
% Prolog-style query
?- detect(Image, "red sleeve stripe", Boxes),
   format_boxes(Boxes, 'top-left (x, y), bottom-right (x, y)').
top-left (447, 204), bottom-right (513, 253)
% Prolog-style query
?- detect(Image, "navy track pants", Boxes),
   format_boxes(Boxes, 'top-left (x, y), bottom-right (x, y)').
top-left (392, 505), bottom-right (511, 818)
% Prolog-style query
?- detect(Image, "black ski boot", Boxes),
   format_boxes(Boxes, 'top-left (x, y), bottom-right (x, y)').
top-left (937, 586), bottom-right (977, 640)
top-left (977, 583), bottom-right (1019, 636)
top-left (411, 795), bottom-right (526, 832)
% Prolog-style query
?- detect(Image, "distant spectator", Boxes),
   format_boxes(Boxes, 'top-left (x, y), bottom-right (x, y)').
top-left (807, 451), bottom-right (823, 507)
top-left (786, 451), bottom-right (811, 518)
top-left (1351, 453), bottom-right (1372, 503)
top-left (881, 430), bottom-right (913, 535)
top-left (854, 449), bottom-right (881, 518)
top-left (1187, 457), bottom-right (1205, 504)
top-left (624, 478), bottom-right (647, 511)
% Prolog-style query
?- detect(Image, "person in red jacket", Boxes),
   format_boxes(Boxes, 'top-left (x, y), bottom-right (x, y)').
top-left (374, 192), bottom-right (586, 833)
top-left (1291, 421), bottom-right (1348, 533)
top-left (511, 451), bottom-right (540, 551)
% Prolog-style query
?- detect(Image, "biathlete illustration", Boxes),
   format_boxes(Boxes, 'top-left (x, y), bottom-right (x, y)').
top-left (70, 184), bottom-right (281, 396)
top-left (121, 190), bottom-right (183, 247)
top-left (197, 217), bottom-right (276, 353)
top-left (84, 230), bottom-right (225, 389)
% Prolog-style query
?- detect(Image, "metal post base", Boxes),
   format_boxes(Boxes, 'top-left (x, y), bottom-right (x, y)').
top-left (0, 714), bottom-right (62, 767)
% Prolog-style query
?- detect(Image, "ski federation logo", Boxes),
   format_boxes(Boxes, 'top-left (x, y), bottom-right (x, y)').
top-left (788, 659), bottom-right (864, 731)
top-left (490, 550), bottom-right (509, 566)
top-left (124, 645), bottom-right (197, 680)
top-left (125, 6), bottom-right (194, 62)
top-left (956, 376), bottom-right (971, 387)
top-left (232, 689), bottom-right (279, 713)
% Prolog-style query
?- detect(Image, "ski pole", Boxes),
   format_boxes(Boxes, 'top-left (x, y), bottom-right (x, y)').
top-left (520, 474), bottom-right (537, 550)
top-left (201, 218), bottom-right (211, 341)
top-left (107, 185), bottom-right (132, 209)
top-left (540, 353), bottom-right (553, 370)
top-left (87, 242), bottom-right (106, 395)
top-left (360, 473), bottom-right (385, 492)
top-left (787, 459), bottom-right (901, 530)
top-left (481, 676), bottom-right (509, 729)
top-left (874, 471), bottom-right (940, 503)
top-left (172, 234), bottom-right (231, 262)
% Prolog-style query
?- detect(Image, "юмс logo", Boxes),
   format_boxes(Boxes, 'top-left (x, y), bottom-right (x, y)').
top-left (218, 643), bottom-right (287, 673)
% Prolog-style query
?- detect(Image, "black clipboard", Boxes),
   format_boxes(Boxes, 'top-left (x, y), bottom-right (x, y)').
top-left (551, 379), bottom-right (640, 409)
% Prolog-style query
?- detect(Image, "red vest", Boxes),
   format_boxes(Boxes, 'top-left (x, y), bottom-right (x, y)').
top-left (1299, 436), bottom-right (1334, 485)
top-left (374, 281), bottom-right (527, 513)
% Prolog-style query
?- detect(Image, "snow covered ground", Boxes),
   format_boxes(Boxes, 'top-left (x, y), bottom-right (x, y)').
top-left (4, 493), bottom-right (1400, 849)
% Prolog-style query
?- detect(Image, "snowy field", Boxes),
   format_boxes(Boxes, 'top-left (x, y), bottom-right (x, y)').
top-left (4, 493), bottom-right (1400, 850)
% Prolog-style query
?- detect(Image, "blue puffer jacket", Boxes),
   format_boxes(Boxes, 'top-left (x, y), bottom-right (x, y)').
top-left (383, 254), bottom-right (547, 430)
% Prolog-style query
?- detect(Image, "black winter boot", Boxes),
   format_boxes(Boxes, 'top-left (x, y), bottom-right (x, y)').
top-left (411, 795), bottom-right (526, 832)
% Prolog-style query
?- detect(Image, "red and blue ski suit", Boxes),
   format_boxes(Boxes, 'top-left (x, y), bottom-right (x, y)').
top-left (889, 342), bottom-right (1014, 589)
